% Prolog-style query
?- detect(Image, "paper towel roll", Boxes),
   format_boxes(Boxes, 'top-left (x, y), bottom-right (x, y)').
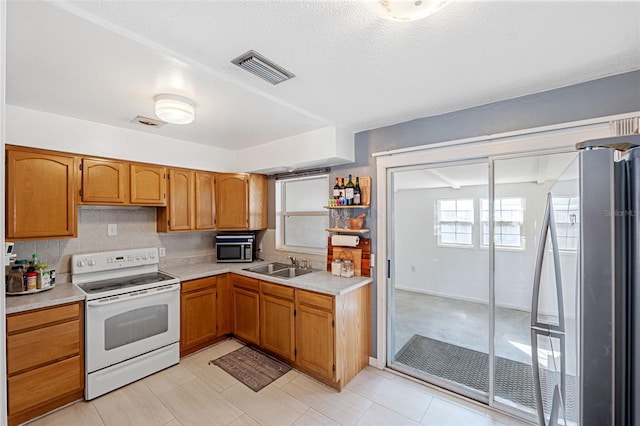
top-left (331, 235), bottom-right (360, 247)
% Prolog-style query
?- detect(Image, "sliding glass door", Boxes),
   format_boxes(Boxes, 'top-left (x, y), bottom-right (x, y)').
top-left (387, 160), bottom-right (490, 402)
top-left (386, 150), bottom-right (579, 423)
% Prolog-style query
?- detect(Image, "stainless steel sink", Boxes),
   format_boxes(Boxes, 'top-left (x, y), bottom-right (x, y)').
top-left (244, 262), bottom-right (290, 274)
top-left (242, 262), bottom-right (312, 279)
top-left (270, 267), bottom-right (313, 279)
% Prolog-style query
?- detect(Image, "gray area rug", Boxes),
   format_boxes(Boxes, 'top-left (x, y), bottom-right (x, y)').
top-left (210, 346), bottom-right (291, 392)
top-left (396, 335), bottom-right (577, 421)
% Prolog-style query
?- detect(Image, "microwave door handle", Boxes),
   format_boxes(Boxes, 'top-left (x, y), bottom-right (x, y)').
top-left (86, 284), bottom-right (180, 307)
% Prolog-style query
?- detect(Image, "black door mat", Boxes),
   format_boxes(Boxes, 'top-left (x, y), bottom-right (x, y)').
top-left (395, 334), bottom-right (577, 422)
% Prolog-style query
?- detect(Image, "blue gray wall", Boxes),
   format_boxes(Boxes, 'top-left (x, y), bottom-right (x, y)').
top-left (330, 70), bottom-right (640, 357)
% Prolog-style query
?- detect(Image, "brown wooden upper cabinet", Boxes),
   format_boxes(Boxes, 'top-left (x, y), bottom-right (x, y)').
top-left (80, 159), bottom-right (166, 206)
top-left (216, 173), bottom-right (267, 230)
top-left (80, 158), bottom-right (127, 204)
top-left (6, 146), bottom-right (77, 240)
top-left (158, 169), bottom-right (217, 232)
top-left (158, 168), bottom-right (194, 232)
top-left (130, 164), bottom-right (167, 205)
top-left (195, 171), bottom-right (217, 230)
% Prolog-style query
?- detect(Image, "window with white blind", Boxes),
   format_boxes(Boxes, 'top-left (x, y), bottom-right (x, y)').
top-left (481, 197), bottom-right (525, 249)
top-left (435, 199), bottom-right (474, 246)
top-left (275, 175), bottom-right (328, 253)
top-left (552, 196), bottom-right (579, 251)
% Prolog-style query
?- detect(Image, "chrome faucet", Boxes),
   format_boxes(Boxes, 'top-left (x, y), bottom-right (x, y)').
top-left (288, 255), bottom-right (297, 267)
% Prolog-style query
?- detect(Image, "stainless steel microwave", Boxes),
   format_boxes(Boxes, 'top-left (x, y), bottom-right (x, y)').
top-left (215, 235), bottom-right (254, 263)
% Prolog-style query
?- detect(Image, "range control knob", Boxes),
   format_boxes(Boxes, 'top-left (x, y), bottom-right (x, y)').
top-left (149, 252), bottom-right (156, 259)
top-left (142, 253), bottom-right (148, 260)
top-left (88, 259), bottom-right (96, 266)
top-left (76, 259), bottom-right (87, 267)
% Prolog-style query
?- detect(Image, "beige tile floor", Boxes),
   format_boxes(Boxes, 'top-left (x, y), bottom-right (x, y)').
top-left (27, 339), bottom-right (530, 426)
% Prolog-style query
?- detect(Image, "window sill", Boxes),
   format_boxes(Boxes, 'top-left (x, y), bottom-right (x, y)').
top-left (275, 245), bottom-right (327, 257)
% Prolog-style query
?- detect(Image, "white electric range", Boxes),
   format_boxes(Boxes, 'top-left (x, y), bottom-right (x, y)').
top-left (72, 247), bottom-right (180, 400)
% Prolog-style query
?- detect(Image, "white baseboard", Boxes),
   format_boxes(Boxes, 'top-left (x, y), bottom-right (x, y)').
top-left (394, 285), bottom-right (576, 319)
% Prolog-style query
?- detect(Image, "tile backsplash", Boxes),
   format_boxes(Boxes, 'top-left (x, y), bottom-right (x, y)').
top-left (11, 208), bottom-right (329, 284)
top-left (11, 206), bottom-right (216, 283)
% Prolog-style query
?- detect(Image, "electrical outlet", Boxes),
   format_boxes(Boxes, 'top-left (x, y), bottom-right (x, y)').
top-left (258, 243), bottom-right (263, 252)
top-left (159, 247), bottom-right (166, 257)
top-left (371, 254), bottom-right (375, 268)
top-left (107, 224), bottom-right (117, 236)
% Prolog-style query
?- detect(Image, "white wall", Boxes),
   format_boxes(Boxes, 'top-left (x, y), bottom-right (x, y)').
top-left (1, 0), bottom-right (7, 421)
top-left (236, 126), bottom-right (354, 174)
top-left (394, 180), bottom-right (578, 318)
top-left (6, 105), bottom-right (238, 171)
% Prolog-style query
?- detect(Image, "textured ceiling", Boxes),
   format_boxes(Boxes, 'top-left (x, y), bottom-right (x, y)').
top-left (6, 0), bottom-right (640, 151)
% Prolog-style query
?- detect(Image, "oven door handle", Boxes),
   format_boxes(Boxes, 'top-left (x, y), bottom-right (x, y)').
top-left (86, 283), bottom-right (180, 307)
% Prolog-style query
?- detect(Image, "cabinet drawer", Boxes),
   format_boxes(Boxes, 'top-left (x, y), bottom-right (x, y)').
top-left (7, 320), bottom-right (81, 375)
top-left (232, 274), bottom-right (259, 291)
top-left (7, 303), bottom-right (80, 334)
top-left (182, 276), bottom-right (217, 293)
top-left (8, 355), bottom-right (83, 415)
top-left (296, 290), bottom-right (333, 311)
top-left (260, 281), bottom-right (294, 300)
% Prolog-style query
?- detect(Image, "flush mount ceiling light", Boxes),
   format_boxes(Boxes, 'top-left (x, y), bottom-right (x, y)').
top-left (154, 94), bottom-right (195, 125)
top-left (364, 0), bottom-right (450, 22)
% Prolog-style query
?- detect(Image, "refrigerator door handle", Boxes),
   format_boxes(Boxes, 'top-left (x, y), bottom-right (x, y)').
top-left (531, 192), bottom-right (567, 425)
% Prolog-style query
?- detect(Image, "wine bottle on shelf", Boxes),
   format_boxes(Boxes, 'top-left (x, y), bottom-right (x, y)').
top-left (333, 177), bottom-right (341, 199)
top-left (339, 178), bottom-right (346, 205)
top-left (354, 176), bottom-right (361, 205)
top-left (345, 174), bottom-right (355, 205)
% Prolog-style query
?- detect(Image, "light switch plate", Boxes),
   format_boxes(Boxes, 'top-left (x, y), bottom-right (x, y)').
top-left (107, 224), bottom-right (117, 236)
top-left (159, 247), bottom-right (166, 257)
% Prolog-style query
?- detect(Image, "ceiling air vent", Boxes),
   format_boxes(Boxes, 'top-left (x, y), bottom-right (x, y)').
top-left (231, 50), bottom-right (295, 85)
top-left (130, 115), bottom-right (167, 128)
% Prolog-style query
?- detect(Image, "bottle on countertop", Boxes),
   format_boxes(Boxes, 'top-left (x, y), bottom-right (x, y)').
top-left (345, 174), bottom-right (355, 205)
top-left (354, 176), bottom-right (361, 205)
top-left (333, 178), bottom-right (341, 199)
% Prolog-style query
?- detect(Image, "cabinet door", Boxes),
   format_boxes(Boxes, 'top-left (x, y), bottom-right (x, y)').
top-left (296, 298), bottom-right (335, 380)
top-left (217, 173), bottom-right (249, 229)
top-left (260, 293), bottom-right (295, 361)
top-left (181, 286), bottom-right (217, 354)
top-left (130, 164), bottom-right (166, 205)
top-left (6, 148), bottom-right (77, 239)
top-left (195, 171), bottom-right (216, 230)
top-left (81, 158), bottom-right (127, 204)
top-left (232, 287), bottom-right (260, 345)
top-left (168, 168), bottom-right (194, 230)
top-left (249, 174), bottom-right (268, 230)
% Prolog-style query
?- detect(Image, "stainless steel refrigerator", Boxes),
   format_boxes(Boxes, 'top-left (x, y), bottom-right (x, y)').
top-left (530, 133), bottom-right (639, 426)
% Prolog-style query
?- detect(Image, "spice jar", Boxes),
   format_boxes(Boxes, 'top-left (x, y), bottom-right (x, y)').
top-left (331, 259), bottom-right (342, 276)
top-left (341, 260), bottom-right (354, 278)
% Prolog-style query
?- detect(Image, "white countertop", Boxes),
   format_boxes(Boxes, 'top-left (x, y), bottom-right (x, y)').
top-left (5, 261), bottom-right (372, 315)
top-left (161, 261), bottom-right (373, 296)
top-left (5, 282), bottom-right (86, 315)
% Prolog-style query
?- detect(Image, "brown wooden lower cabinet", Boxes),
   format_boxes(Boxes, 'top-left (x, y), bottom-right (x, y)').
top-left (231, 275), bottom-right (261, 346)
top-left (260, 281), bottom-right (295, 361)
top-left (182, 272), bottom-right (370, 391)
top-left (6, 302), bottom-right (84, 426)
top-left (180, 276), bottom-right (218, 357)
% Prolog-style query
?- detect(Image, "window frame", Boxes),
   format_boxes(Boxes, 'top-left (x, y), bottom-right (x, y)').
top-left (275, 174), bottom-right (329, 255)
top-left (481, 197), bottom-right (526, 250)
top-left (435, 198), bottom-right (475, 248)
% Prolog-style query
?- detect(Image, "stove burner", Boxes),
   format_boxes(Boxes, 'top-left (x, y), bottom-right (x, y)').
top-left (78, 272), bottom-right (176, 294)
